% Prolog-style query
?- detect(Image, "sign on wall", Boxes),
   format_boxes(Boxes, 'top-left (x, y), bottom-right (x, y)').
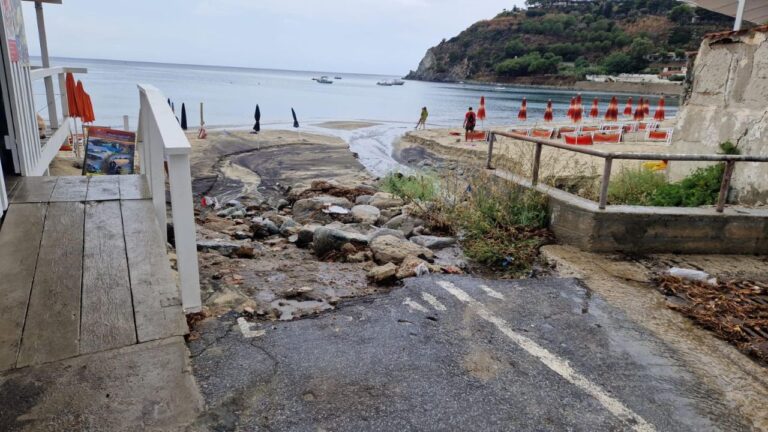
top-left (0, 0), bottom-right (28, 65)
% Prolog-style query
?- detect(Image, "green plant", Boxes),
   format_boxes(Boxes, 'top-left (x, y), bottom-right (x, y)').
top-left (608, 168), bottom-right (668, 205)
top-left (379, 173), bottom-right (437, 202)
top-left (719, 140), bottom-right (740, 155)
top-left (650, 164), bottom-right (725, 207)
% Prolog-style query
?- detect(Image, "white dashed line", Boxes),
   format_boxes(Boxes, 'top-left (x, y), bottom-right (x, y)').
top-left (403, 297), bottom-right (429, 313)
top-left (480, 284), bottom-right (505, 300)
top-left (437, 281), bottom-right (656, 432)
top-left (421, 292), bottom-right (447, 311)
top-left (237, 317), bottom-right (266, 338)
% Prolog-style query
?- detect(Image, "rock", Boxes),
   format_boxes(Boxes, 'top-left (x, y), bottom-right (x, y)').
top-left (312, 226), bottom-right (369, 258)
top-left (232, 231), bottom-right (252, 240)
top-left (340, 243), bottom-right (358, 255)
top-left (217, 206), bottom-right (245, 218)
top-left (279, 219), bottom-right (300, 237)
top-left (367, 263), bottom-right (398, 283)
top-left (293, 195), bottom-right (353, 223)
top-left (412, 226), bottom-right (432, 236)
top-left (196, 240), bottom-right (241, 257)
top-left (251, 217), bottom-right (280, 239)
top-left (350, 205), bottom-right (381, 224)
top-left (377, 207), bottom-right (402, 225)
top-left (369, 235), bottom-right (434, 265)
top-left (347, 251), bottom-right (373, 263)
top-left (369, 192), bottom-right (405, 210)
top-left (396, 256), bottom-right (430, 279)
top-left (383, 214), bottom-right (425, 237)
top-left (355, 195), bottom-right (373, 205)
top-left (368, 227), bottom-right (407, 242)
top-left (410, 235), bottom-right (456, 250)
top-left (296, 224), bottom-right (322, 247)
top-left (276, 199), bottom-right (290, 210)
top-left (233, 245), bottom-right (256, 259)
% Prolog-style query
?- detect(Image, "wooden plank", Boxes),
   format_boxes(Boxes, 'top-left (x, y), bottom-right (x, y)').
top-left (0, 203), bottom-right (47, 371)
top-left (80, 201), bottom-right (137, 354)
top-left (119, 175), bottom-right (151, 200)
top-left (86, 175), bottom-right (120, 201)
top-left (50, 176), bottom-right (89, 202)
top-left (121, 200), bottom-right (186, 342)
top-left (4, 176), bottom-right (20, 194)
top-left (9, 176), bottom-right (58, 203)
top-left (17, 202), bottom-right (85, 367)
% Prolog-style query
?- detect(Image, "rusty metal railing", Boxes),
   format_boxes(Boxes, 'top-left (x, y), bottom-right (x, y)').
top-left (486, 131), bottom-right (768, 212)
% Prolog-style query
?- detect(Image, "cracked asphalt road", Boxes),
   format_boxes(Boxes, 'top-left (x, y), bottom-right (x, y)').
top-left (188, 276), bottom-right (754, 431)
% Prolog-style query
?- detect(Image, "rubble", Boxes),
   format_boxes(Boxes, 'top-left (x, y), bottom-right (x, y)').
top-left (370, 235), bottom-right (434, 265)
top-left (368, 263), bottom-right (398, 282)
top-left (410, 235), bottom-right (457, 250)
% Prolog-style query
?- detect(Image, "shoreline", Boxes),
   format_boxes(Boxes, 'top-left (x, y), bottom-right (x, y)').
top-left (405, 77), bottom-right (683, 96)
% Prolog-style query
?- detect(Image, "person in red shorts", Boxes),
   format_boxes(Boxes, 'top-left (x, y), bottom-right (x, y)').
top-left (463, 107), bottom-right (476, 142)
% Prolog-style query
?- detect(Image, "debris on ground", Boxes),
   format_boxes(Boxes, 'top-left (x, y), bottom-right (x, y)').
top-left (655, 275), bottom-right (768, 364)
top-left (185, 310), bottom-right (211, 341)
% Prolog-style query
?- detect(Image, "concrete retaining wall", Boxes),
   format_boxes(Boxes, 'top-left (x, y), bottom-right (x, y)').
top-left (669, 29), bottom-right (768, 204)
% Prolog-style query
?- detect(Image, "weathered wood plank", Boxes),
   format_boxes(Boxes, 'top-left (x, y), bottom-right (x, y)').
top-left (0, 203), bottom-right (47, 371)
top-left (4, 176), bottom-right (20, 195)
top-left (119, 175), bottom-right (151, 200)
top-left (80, 201), bottom-right (137, 353)
top-left (86, 175), bottom-right (120, 201)
top-left (17, 202), bottom-right (85, 367)
top-left (9, 176), bottom-right (58, 203)
top-left (50, 176), bottom-right (89, 202)
top-left (122, 200), bottom-right (186, 342)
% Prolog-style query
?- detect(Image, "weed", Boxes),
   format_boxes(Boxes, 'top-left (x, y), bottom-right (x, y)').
top-left (380, 173), bottom-right (437, 202)
top-left (608, 168), bottom-right (668, 205)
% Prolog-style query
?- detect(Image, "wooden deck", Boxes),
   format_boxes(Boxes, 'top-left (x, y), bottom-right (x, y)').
top-left (0, 175), bottom-right (187, 371)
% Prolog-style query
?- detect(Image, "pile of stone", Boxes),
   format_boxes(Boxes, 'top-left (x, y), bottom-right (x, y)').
top-left (196, 179), bottom-right (462, 285)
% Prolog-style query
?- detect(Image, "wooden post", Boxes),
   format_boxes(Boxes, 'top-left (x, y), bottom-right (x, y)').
top-left (531, 142), bottom-right (543, 185)
top-left (167, 152), bottom-right (202, 312)
top-left (486, 133), bottom-right (495, 170)
top-left (57, 72), bottom-right (68, 117)
top-left (35, 1), bottom-right (58, 130)
top-left (716, 161), bottom-right (736, 213)
top-left (199, 102), bottom-right (204, 128)
top-left (123, 115), bottom-right (130, 131)
top-left (598, 157), bottom-right (613, 210)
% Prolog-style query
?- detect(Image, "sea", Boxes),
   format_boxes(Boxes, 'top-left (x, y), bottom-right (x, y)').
top-left (33, 57), bottom-right (680, 175)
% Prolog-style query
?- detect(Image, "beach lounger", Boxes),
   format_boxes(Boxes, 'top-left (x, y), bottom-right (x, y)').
top-left (647, 128), bottom-right (673, 144)
top-left (592, 131), bottom-right (623, 144)
top-left (466, 130), bottom-right (487, 141)
top-left (556, 126), bottom-right (579, 138)
top-left (580, 125), bottom-right (599, 133)
top-left (562, 132), bottom-right (594, 146)
top-left (600, 123), bottom-right (623, 131)
top-left (508, 127), bottom-right (531, 136)
top-left (637, 121), bottom-right (659, 131)
top-left (530, 127), bottom-right (554, 139)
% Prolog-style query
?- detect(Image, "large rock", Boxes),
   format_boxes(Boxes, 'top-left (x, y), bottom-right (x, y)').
top-left (355, 195), bottom-right (373, 205)
top-left (367, 263), bottom-right (398, 283)
top-left (368, 227), bottom-right (407, 242)
top-left (369, 192), bottom-right (405, 210)
top-left (396, 256), bottom-right (430, 279)
top-left (251, 217), bottom-right (280, 239)
top-left (312, 226), bottom-right (369, 258)
top-left (369, 235), bottom-right (434, 265)
top-left (350, 205), bottom-right (381, 224)
top-left (410, 235), bottom-right (456, 250)
top-left (293, 195), bottom-right (353, 224)
top-left (383, 214), bottom-right (425, 237)
top-left (279, 219), bottom-right (300, 237)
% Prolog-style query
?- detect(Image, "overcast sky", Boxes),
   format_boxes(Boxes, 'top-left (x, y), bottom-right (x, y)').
top-left (21, 0), bottom-right (524, 75)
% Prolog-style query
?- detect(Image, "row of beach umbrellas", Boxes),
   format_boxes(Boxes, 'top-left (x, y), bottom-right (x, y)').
top-left (171, 102), bottom-right (300, 136)
top-left (478, 94), bottom-right (666, 124)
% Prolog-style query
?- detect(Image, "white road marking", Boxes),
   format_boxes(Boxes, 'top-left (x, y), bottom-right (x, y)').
top-left (421, 292), bottom-right (447, 311)
top-left (480, 284), bottom-right (505, 300)
top-left (403, 297), bottom-right (429, 313)
top-left (237, 317), bottom-right (266, 338)
top-left (437, 281), bottom-right (656, 432)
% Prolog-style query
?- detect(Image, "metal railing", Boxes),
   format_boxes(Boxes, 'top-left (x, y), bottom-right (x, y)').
top-left (137, 84), bottom-right (201, 312)
top-left (486, 131), bottom-right (768, 212)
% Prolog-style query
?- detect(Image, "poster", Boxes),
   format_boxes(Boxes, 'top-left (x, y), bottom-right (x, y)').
top-left (0, 0), bottom-right (28, 65)
top-left (83, 127), bottom-right (136, 175)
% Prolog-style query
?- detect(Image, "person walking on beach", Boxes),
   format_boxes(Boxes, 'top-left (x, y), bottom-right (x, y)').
top-left (416, 107), bottom-right (429, 130)
top-left (463, 107), bottom-right (476, 142)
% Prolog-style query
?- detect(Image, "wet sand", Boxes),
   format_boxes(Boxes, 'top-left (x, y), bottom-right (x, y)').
top-left (313, 121), bottom-right (380, 131)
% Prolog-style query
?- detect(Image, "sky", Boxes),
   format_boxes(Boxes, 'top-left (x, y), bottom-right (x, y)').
top-left (21, 0), bottom-right (524, 75)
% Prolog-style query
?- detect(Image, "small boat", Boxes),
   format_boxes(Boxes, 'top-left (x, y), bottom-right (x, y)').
top-left (317, 76), bottom-right (333, 84)
top-left (377, 81), bottom-right (393, 86)
top-left (392, 79), bottom-right (405, 86)
top-left (334, 76), bottom-right (342, 80)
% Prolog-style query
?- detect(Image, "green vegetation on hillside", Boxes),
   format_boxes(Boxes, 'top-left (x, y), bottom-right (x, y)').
top-left (407, 0), bottom-right (734, 83)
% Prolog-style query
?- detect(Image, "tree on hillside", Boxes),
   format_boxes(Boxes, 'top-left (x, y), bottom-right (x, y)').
top-left (669, 4), bottom-right (694, 24)
top-left (602, 52), bottom-right (634, 74)
top-left (628, 37), bottom-right (654, 69)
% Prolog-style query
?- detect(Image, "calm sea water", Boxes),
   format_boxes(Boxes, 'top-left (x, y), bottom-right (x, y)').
top-left (32, 57), bottom-right (679, 175)
top-left (34, 57), bottom-right (679, 130)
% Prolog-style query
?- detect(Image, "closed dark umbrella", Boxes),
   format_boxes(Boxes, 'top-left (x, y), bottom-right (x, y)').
top-left (181, 103), bottom-right (188, 130)
top-left (253, 105), bottom-right (261, 133)
top-left (291, 108), bottom-right (299, 128)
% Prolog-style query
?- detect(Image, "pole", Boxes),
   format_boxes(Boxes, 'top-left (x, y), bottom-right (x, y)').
top-left (716, 161), bottom-right (736, 213)
top-left (35, 1), bottom-right (58, 129)
top-left (200, 102), bottom-right (204, 129)
top-left (486, 133), bottom-right (496, 170)
top-left (123, 115), bottom-right (130, 131)
top-left (598, 157), bottom-right (613, 210)
top-left (734, 0), bottom-right (746, 31)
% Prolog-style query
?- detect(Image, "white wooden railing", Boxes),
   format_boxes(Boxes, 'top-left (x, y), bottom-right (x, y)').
top-left (137, 84), bottom-right (202, 312)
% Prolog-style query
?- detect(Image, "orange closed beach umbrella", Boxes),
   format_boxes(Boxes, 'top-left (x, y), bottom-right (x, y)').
top-left (634, 97), bottom-right (645, 121)
top-left (643, 98), bottom-right (650, 116)
top-left (543, 99), bottom-right (553, 122)
top-left (605, 96), bottom-right (618, 122)
top-left (567, 97), bottom-right (576, 121)
top-left (477, 96), bottom-right (486, 121)
top-left (624, 97), bottom-right (633, 117)
top-left (65, 73), bottom-right (80, 118)
top-left (518, 97), bottom-right (527, 121)
top-left (589, 98), bottom-right (599, 119)
top-left (572, 102), bottom-right (583, 124)
top-left (654, 96), bottom-right (666, 121)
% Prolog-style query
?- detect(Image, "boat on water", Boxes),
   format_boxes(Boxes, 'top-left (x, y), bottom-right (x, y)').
top-left (392, 79), bottom-right (405, 86)
top-left (316, 76), bottom-right (333, 84)
top-left (334, 76), bottom-right (342, 80)
top-left (377, 80), bottom-right (393, 86)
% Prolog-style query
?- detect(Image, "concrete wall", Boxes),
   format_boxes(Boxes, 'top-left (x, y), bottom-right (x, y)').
top-left (669, 29), bottom-right (768, 204)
